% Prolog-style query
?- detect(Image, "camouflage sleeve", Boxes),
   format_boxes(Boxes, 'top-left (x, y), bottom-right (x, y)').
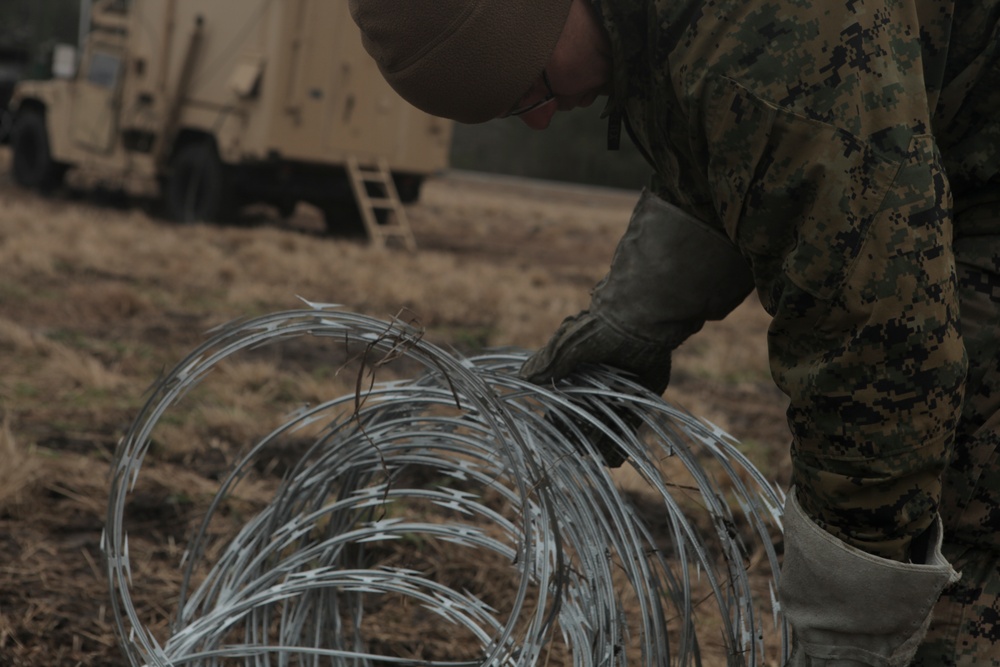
top-left (687, 3), bottom-right (969, 561)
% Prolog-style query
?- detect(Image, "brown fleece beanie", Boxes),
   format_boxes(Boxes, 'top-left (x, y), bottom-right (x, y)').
top-left (349, 0), bottom-right (573, 124)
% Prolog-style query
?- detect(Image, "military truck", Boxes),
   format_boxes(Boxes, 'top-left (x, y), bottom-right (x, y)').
top-left (7, 0), bottom-right (452, 238)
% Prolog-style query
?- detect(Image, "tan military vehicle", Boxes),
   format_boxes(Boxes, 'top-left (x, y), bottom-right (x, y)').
top-left (8, 0), bottom-right (452, 242)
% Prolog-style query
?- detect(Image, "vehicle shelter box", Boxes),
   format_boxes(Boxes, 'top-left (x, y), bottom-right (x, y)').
top-left (10, 0), bottom-right (453, 229)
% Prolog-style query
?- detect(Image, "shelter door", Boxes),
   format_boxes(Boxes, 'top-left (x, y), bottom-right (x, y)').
top-left (72, 48), bottom-right (124, 153)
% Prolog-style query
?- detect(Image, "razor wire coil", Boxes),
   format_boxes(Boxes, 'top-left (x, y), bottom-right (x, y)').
top-left (104, 303), bottom-right (789, 666)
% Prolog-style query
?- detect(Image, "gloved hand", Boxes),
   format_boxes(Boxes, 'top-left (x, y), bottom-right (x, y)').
top-left (779, 488), bottom-right (959, 667)
top-left (519, 308), bottom-right (673, 395)
top-left (521, 189), bottom-right (754, 465)
top-left (520, 309), bottom-right (674, 467)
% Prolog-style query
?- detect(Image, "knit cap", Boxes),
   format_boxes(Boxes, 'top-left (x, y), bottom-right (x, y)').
top-left (349, 0), bottom-right (573, 123)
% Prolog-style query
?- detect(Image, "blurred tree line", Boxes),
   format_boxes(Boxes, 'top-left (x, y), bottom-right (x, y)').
top-left (0, 0), bottom-right (80, 76)
top-left (450, 103), bottom-right (652, 190)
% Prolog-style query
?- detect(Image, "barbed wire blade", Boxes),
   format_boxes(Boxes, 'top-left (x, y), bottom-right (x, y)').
top-left (105, 305), bottom-right (788, 667)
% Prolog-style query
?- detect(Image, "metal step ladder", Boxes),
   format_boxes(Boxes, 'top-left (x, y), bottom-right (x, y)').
top-left (345, 156), bottom-right (417, 252)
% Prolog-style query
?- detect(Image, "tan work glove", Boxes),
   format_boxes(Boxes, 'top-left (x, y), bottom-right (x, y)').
top-left (779, 488), bottom-right (960, 667)
top-left (521, 189), bottom-right (754, 465)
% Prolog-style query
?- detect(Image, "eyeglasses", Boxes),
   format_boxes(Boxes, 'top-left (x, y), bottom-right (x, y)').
top-left (502, 70), bottom-right (555, 118)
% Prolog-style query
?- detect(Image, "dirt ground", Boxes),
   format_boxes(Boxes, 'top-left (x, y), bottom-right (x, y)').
top-left (0, 146), bottom-right (791, 666)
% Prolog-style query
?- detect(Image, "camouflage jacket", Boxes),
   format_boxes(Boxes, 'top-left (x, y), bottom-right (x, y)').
top-left (594, 0), bottom-right (1000, 559)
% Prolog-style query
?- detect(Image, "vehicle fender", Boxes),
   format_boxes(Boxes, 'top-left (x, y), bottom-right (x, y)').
top-left (10, 79), bottom-right (76, 164)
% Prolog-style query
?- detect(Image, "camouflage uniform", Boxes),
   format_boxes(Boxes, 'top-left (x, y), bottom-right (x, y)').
top-left (591, 0), bottom-right (1000, 661)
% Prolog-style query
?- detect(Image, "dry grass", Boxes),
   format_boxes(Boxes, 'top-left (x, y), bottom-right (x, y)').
top-left (0, 147), bottom-right (790, 665)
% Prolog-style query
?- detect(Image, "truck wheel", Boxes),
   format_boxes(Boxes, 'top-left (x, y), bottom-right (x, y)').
top-left (165, 142), bottom-right (234, 223)
top-left (273, 197), bottom-right (298, 219)
top-left (0, 109), bottom-right (12, 144)
top-left (11, 111), bottom-right (67, 190)
top-left (321, 199), bottom-right (373, 237)
top-left (392, 173), bottom-right (424, 204)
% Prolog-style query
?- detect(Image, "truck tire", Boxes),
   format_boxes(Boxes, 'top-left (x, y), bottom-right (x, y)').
top-left (11, 110), bottom-right (67, 190)
top-left (0, 109), bottom-right (12, 144)
top-left (165, 142), bottom-right (235, 223)
top-left (274, 197), bottom-right (298, 219)
top-left (392, 173), bottom-right (424, 204)
top-left (321, 198), bottom-right (368, 237)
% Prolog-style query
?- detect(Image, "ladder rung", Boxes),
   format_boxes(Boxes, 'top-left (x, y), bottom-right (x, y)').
top-left (353, 198), bottom-right (395, 211)
top-left (344, 155), bottom-right (416, 251)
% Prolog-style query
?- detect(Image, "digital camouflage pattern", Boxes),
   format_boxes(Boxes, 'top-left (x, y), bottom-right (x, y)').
top-left (915, 192), bottom-right (1000, 666)
top-left (591, 0), bottom-right (1000, 661)
top-left (914, 538), bottom-right (1000, 666)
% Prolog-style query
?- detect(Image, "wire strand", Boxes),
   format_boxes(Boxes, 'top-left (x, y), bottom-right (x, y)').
top-left (104, 302), bottom-right (789, 666)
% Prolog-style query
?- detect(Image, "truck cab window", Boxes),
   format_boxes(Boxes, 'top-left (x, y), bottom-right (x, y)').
top-left (86, 52), bottom-right (122, 89)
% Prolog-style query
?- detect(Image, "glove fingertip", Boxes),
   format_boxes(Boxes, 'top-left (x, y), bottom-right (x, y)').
top-left (521, 361), bottom-right (574, 386)
top-left (518, 356), bottom-right (551, 384)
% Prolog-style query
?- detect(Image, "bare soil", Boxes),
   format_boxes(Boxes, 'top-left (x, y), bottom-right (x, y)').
top-left (0, 146), bottom-right (790, 666)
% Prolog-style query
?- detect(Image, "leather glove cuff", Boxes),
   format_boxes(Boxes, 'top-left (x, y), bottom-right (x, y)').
top-left (521, 191), bottom-right (752, 391)
top-left (591, 189), bottom-right (754, 342)
top-left (779, 488), bottom-right (959, 667)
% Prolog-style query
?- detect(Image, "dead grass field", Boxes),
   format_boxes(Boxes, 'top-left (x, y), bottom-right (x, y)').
top-left (0, 145), bottom-right (790, 666)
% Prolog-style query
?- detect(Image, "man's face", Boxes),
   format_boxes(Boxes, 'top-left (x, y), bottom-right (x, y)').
top-left (503, 0), bottom-right (612, 130)
top-left (506, 71), bottom-right (603, 130)
top-left (502, 71), bottom-right (558, 119)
